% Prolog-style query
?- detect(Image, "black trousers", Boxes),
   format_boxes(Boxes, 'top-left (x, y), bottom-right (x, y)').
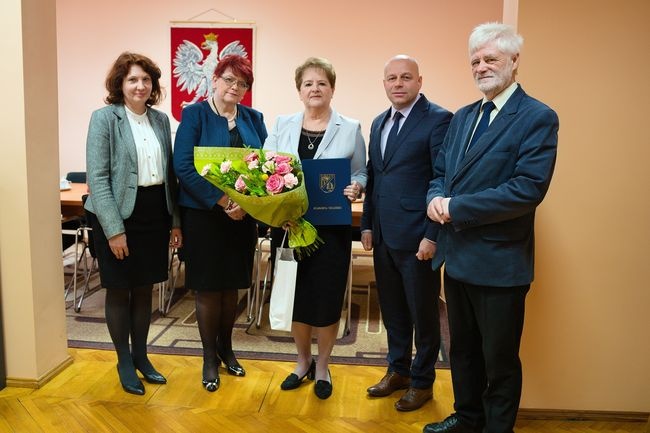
top-left (373, 241), bottom-right (441, 388)
top-left (444, 272), bottom-right (529, 433)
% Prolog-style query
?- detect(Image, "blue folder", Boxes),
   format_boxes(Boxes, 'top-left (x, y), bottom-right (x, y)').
top-left (301, 158), bottom-right (351, 225)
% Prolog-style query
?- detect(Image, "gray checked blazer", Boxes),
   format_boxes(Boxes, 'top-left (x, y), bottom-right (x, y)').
top-left (84, 104), bottom-right (179, 239)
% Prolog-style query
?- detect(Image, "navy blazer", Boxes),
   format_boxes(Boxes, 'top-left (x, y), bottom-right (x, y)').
top-left (427, 85), bottom-right (559, 286)
top-left (361, 94), bottom-right (452, 251)
top-left (173, 101), bottom-right (268, 210)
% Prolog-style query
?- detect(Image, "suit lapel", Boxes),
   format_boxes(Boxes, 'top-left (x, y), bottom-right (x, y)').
top-left (288, 113), bottom-right (303, 157)
top-left (451, 102), bottom-right (481, 176)
top-left (314, 110), bottom-right (341, 159)
top-left (114, 105), bottom-right (137, 166)
top-left (373, 109), bottom-right (391, 168)
top-left (452, 88), bottom-right (525, 184)
top-left (382, 96), bottom-right (428, 166)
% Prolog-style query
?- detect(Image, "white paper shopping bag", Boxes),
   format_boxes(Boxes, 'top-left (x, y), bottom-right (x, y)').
top-left (269, 233), bottom-right (297, 331)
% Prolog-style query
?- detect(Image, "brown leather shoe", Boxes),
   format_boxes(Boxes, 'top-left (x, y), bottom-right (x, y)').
top-left (367, 372), bottom-right (411, 397)
top-left (394, 387), bottom-right (433, 411)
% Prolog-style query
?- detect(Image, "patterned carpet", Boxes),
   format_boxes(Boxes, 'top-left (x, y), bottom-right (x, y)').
top-left (64, 251), bottom-right (450, 367)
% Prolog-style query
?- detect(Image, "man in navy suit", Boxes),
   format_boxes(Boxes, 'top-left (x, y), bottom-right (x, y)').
top-left (423, 24), bottom-right (559, 433)
top-left (361, 55), bottom-right (452, 412)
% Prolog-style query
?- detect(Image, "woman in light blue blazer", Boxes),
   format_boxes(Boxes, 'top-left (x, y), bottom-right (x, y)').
top-left (85, 52), bottom-right (182, 396)
top-left (264, 57), bottom-right (367, 399)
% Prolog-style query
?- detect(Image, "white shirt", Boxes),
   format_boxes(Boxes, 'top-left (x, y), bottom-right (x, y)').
top-left (125, 106), bottom-right (164, 187)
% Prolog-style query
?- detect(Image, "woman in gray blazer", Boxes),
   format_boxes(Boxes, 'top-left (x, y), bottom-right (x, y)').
top-left (85, 52), bottom-right (182, 396)
top-left (264, 57), bottom-right (367, 399)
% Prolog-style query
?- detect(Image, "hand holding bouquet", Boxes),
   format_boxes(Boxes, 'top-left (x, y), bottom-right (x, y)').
top-left (195, 147), bottom-right (322, 256)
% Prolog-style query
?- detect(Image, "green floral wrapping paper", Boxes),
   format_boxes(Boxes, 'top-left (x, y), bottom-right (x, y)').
top-left (194, 147), bottom-right (322, 256)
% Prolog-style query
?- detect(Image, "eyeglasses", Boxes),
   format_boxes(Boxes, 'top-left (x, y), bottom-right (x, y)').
top-left (220, 75), bottom-right (250, 90)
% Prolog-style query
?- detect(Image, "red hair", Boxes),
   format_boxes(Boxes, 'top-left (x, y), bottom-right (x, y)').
top-left (214, 55), bottom-right (254, 88)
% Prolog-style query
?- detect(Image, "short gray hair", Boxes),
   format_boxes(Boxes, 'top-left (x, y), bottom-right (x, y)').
top-left (469, 22), bottom-right (523, 56)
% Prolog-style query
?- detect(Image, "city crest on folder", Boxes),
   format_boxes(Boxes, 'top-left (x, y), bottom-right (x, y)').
top-left (319, 174), bottom-right (336, 193)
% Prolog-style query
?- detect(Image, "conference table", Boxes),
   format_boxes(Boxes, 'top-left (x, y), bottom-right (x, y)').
top-left (60, 183), bottom-right (88, 219)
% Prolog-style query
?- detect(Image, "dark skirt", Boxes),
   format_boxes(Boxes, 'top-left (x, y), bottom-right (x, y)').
top-left (90, 184), bottom-right (170, 290)
top-left (272, 225), bottom-right (352, 327)
top-left (181, 206), bottom-right (257, 291)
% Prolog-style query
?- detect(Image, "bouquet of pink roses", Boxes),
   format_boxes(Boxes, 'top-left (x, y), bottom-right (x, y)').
top-left (195, 147), bottom-right (322, 256)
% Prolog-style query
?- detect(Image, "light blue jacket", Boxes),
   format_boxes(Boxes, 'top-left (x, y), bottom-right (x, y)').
top-left (84, 104), bottom-right (179, 239)
top-left (263, 109), bottom-right (368, 188)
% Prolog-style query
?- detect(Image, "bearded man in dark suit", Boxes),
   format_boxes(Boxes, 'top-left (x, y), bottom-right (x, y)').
top-left (424, 23), bottom-right (559, 433)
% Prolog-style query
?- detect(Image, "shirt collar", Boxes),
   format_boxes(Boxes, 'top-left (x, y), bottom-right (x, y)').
top-left (392, 93), bottom-right (422, 119)
top-left (483, 82), bottom-right (518, 111)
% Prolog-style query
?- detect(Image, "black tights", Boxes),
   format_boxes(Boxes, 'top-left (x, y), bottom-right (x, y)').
top-left (195, 290), bottom-right (239, 380)
top-left (105, 285), bottom-right (155, 381)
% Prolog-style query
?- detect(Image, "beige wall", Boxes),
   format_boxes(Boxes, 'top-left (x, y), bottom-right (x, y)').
top-left (517, 0), bottom-right (650, 412)
top-left (0, 0), bottom-right (70, 382)
top-left (56, 0), bottom-right (502, 176)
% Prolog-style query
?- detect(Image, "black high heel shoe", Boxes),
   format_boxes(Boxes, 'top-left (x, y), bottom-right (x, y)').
top-left (133, 358), bottom-right (167, 384)
top-left (314, 369), bottom-right (332, 399)
top-left (217, 350), bottom-right (246, 377)
top-left (280, 359), bottom-right (316, 390)
top-left (116, 364), bottom-right (145, 396)
top-left (135, 365), bottom-right (167, 384)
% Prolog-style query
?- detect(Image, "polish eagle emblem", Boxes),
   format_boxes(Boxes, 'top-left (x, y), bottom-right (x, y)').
top-left (172, 32), bottom-right (248, 107)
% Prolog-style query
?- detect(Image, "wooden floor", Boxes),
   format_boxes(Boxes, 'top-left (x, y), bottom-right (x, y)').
top-left (0, 348), bottom-right (645, 433)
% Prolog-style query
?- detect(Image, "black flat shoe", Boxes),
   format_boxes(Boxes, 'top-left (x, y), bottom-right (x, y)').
top-left (202, 360), bottom-right (220, 392)
top-left (202, 377), bottom-right (220, 392)
top-left (217, 350), bottom-right (246, 377)
top-left (221, 359), bottom-right (246, 377)
top-left (280, 359), bottom-right (316, 390)
top-left (314, 370), bottom-right (332, 400)
top-left (116, 364), bottom-right (145, 396)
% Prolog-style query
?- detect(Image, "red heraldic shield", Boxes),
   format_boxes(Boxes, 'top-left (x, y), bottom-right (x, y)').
top-left (170, 26), bottom-right (254, 121)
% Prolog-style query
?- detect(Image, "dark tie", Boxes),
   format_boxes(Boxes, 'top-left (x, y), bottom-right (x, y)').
top-left (467, 101), bottom-right (496, 152)
top-left (383, 111), bottom-right (403, 158)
